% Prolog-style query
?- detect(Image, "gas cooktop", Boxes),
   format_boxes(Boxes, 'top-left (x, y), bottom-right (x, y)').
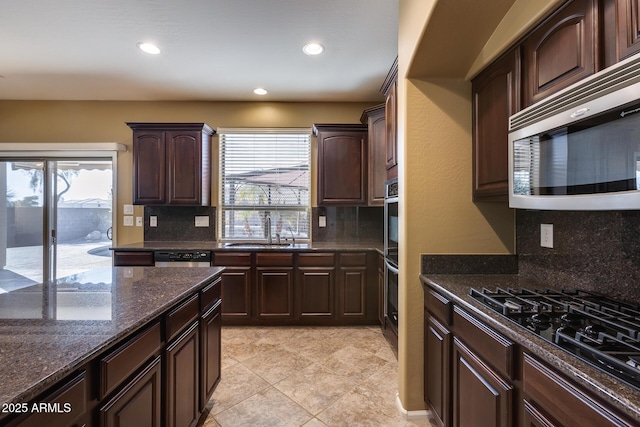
top-left (470, 287), bottom-right (640, 391)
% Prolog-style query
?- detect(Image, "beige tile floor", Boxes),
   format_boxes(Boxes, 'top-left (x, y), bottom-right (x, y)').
top-left (199, 326), bottom-right (437, 427)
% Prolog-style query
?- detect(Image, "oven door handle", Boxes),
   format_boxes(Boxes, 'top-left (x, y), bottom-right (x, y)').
top-left (385, 260), bottom-right (399, 275)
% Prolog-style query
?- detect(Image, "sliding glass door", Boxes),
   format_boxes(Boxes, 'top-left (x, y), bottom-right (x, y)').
top-left (0, 158), bottom-right (113, 294)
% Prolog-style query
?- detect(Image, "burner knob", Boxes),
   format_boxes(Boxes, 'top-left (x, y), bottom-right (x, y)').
top-left (583, 324), bottom-right (604, 337)
top-left (531, 313), bottom-right (550, 324)
top-left (560, 313), bottom-right (582, 324)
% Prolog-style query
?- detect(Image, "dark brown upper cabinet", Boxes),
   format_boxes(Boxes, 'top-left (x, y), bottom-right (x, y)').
top-left (314, 124), bottom-right (368, 206)
top-left (360, 104), bottom-right (386, 206)
top-left (602, 0), bottom-right (640, 67)
top-left (472, 48), bottom-right (520, 202)
top-left (128, 122), bottom-right (215, 206)
top-left (521, 0), bottom-right (597, 107)
top-left (381, 58), bottom-right (398, 182)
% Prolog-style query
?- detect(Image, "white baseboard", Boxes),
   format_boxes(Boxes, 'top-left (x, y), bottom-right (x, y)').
top-left (395, 393), bottom-right (431, 420)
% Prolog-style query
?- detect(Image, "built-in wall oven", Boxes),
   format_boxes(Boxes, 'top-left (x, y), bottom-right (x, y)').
top-left (384, 178), bottom-right (399, 334)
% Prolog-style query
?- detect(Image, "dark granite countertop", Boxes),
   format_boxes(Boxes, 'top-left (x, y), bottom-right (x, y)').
top-left (111, 240), bottom-right (384, 254)
top-left (0, 266), bottom-right (224, 408)
top-left (421, 274), bottom-right (640, 423)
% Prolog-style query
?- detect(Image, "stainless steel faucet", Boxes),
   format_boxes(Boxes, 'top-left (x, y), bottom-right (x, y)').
top-left (286, 226), bottom-right (296, 246)
top-left (266, 216), bottom-right (272, 244)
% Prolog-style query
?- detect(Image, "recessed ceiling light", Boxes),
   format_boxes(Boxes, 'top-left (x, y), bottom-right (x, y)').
top-left (137, 42), bottom-right (161, 55)
top-left (302, 43), bottom-right (324, 56)
top-left (253, 88), bottom-right (268, 95)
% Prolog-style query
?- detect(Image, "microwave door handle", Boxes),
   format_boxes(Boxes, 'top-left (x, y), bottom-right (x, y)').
top-left (385, 260), bottom-right (399, 275)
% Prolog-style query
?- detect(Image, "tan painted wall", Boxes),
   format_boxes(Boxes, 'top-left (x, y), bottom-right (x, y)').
top-left (0, 100), bottom-right (376, 244)
top-left (398, 0), bottom-right (561, 413)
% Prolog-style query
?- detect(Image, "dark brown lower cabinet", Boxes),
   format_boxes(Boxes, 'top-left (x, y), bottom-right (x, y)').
top-left (219, 267), bottom-right (252, 319)
top-left (338, 253), bottom-right (367, 319)
top-left (200, 301), bottom-right (222, 410)
top-left (100, 356), bottom-right (162, 427)
top-left (296, 267), bottom-right (335, 319)
top-left (424, 314), bottom-right (451, 427)
top-left (214, 253), bottom-right (252, 321)
top-left (166, 322), bottom-right (200, 427)
top-left (9, 371), bottom-right (88, 427)
top-left (256, 253), bottom-right (294, 320)
top-left (452, 338), bottom-right (513, 427)
top-left (522, 354), bottom-right (634, 427)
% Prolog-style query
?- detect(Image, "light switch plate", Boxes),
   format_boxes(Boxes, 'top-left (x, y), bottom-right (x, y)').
top-left (195, 216), bottom-right (210, 227)
top-left (319, 216), bottom-right (327, 228)
top-left (136, 216), bottom-right (143, 227)
top-left (123, 216), bottom-right (134, 226)
top-left (123, 204), bottom-right (134, 215)
top-left (150, 216), bottom-right (157, 227)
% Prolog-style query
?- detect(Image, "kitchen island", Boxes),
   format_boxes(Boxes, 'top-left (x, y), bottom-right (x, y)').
top-left (0, 266), bottom-right (224, 427)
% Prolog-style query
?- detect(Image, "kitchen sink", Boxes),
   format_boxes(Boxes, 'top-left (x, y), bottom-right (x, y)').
top-left (224, 242), bottom-right (292, 248)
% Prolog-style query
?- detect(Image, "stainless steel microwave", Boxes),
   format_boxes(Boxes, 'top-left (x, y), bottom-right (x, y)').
top-left (508, 53), bottom-right (640, 210)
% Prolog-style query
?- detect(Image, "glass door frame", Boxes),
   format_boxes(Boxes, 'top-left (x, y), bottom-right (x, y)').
top-left (0, 143), bottom-right (124, 283)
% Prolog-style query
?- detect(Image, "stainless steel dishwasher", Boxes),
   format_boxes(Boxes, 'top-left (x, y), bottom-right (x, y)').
top-left (154, 250), bottom-right (212, 267)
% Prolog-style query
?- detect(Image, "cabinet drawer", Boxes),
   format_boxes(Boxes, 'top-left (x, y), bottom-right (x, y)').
top-left (166, 294), bottom-right (199, 342)
top-left (256, 252), bottom-right (293, 266)
top-left (11, 371), bottom-right (87, 427)
top-left (522, 354), bottom-right (632, 426)
top-left (100, 322), bottom-right (162, 399)
top-left (453, 306), bottom-right (514, 379)
top-left (200, 277), bottom-right (221, 312)
top-left (339, 252), bottom-right (367, 266)
top-left (425, 287), bottom-right (452, 325)
top-left (298, 253), bottom-right (335, 267)
top-left (213, 252), bottom-right (251, 266)
top-left (113, 251), bottom-right (154, 266)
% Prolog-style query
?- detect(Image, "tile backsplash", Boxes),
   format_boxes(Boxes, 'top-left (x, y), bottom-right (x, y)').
top-left (517, 209), bottom-right (640, 303)
top-left (311, 206), bottom-right (383, 242)
top-left (144, 206), bottom-right (216, 241)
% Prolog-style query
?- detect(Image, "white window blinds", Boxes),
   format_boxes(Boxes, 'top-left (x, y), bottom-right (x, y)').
top-left (218, 128), bottom-right (311, 241)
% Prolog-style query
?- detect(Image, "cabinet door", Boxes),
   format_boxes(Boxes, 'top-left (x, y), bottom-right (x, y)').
top-left (364, 105), bottom-right (386, 206)
top-left (316, 125), bottom-right (368, 205)
top-left (385, 80), bottom-right (398, 174)
top-left (219, 267), bottom-right (252, 320)
top-left (166, 130), bottom-right (204, 205)
top-left (132, 131), bottom-right (166, 205)
top-left (522, 0), bottom-right (597, 106)
top-left (200, 302), bottom-right (221, 410)
top-left (11, 371), bottom-right (87, 427)
top-left (522, 354), bottom-right (633, 427)
top-left (100, 356), bottom-right (162, 427)
top-left (295, 266), bottom-right (335, 319)
top-left (425, 314), bottom-right (451, 427)
top-left (166, 322), bottom-right (200, 427)
top-left (452, 338), bottom-right (513, 427)
top-left (616, 0), bottom-right (640, 60)
top-left (256, 267), bottom-right (294, 320)
top-left (472, 48), bottom-right (519, 201)
top-left (338, 266), bottom-right (367, 319)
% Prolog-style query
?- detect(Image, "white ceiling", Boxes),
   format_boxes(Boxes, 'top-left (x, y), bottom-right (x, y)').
top-left (0, 0), bottom-right (398, 102)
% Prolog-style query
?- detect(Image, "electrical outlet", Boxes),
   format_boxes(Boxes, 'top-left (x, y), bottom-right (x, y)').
top-left (319, 216), bottom-right (326, 228)
top-left (150, 216), bottom-right (157, 227)
top-left (541, 224), bottom-right (553, 248)
top-left (195, 216), bottom-right (210, 227)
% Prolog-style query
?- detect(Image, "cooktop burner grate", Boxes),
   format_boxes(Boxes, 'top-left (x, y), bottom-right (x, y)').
top-left (470, 287), bottom-right (640, 391)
